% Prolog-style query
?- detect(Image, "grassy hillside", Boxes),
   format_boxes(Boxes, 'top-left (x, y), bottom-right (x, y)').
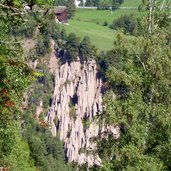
top-left (65, 8), bottom-right (145, 51)
top-left (66, 20), bottom-right (116, 51)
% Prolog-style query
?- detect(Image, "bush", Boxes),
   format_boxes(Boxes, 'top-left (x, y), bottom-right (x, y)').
top-left (102, 20), bottom-right (108, 26)
top-left (69, 98), bottom-right (77, 121)
top-left (36, 34), bottom-right (51, 56)
top-left (110, 14), bottom-right (138, 34)
top-left (79, 36), bottom-right (96, 61)
top-left (23, 63), bottom-right (75, 171)
top-left (52, 25), bottom-right (61, 42)
top-left (97, 0), bottom-right (124, 10)
top-left (65, 33), bottom-right (80, 62)
top-left (61, 27), bottom-right (67, 40)
top-left (97, 0), bottom-right (110, 10)
top-left (12, 15), bottom-right (37, 38)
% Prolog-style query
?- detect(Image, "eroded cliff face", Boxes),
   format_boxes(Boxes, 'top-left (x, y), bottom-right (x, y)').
top-left (47, 59), bottom-right (102, 166)
top-left (46, 40), bottom-right (119, 166)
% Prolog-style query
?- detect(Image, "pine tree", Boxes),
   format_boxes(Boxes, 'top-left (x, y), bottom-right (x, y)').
top-left (79, 36), bottom-right (96, 61)
top-left (66, 0), bottom-right (76, 19)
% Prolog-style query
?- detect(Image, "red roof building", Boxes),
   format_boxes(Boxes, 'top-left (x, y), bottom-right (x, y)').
top-left (54, 6), bottom-right (68, 23)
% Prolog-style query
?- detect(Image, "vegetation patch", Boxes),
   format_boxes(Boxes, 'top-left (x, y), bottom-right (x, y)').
top-left (82, 117), bottom-right (91, 130)
top-left (65, 8), bottom-right (146, 51)
top-left (69, 97), bottom-right (77, 121)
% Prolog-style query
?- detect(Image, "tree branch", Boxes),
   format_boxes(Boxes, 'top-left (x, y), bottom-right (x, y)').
top-left (136, 55), bottom-right (146, 70)
top-left (160, 0), bottom-right (166, 11)
top-left (0, 40), bottom-right (23, 44)
top-left (0, 3), bottom-right (21, 12)
top-left (0, 12), bottom-right (25, 16)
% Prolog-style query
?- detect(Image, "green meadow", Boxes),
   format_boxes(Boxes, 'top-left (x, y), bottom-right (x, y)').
top-left (65, 1), bottom-right (145, 51)
top-left (121, 0), bottom-right (142, 7)
top-left (65, 19), bottom-right (115, 51)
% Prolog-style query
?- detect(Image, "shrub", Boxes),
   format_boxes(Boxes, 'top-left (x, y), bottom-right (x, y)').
top-left (52, 25), bottom-right (61, 42)
top-left (69, 100), bottom-right (77, 121)
top-left (36, 34), bottom-right (51, 56)
top-left (11, 15), bottom-right (37, 38)
top-left (102, 20), bottom-right (108, 26)
top-left (79, 36), bottom-right (96, 61)
top-left (110, 14), bottom-right (138, 34)
top-left (61, 27), bottom-right (67, 40)
top-left (97, 0), bottom-right (124, 10)
top-left (82, 118), bottom-right (91, 130)
top-left (65, 33), bottom-right (80, 62)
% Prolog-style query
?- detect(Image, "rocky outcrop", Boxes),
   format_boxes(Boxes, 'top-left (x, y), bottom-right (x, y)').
top-left (35, 100), bottom-right (43, 117)
top-left (46, 43), bottom-right (120, 166)
top-left (47, 59), bottom-right (102, 166)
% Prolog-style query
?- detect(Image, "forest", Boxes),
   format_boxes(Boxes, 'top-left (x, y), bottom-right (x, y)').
top-left (1, 0), bottom-right (171, 171)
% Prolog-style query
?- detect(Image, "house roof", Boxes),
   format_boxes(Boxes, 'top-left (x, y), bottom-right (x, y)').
top-left (53, 6), bottom-right (66, 14)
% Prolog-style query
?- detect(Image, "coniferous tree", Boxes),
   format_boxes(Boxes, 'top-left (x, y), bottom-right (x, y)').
top-left (65, 33), bottom-right (80, 61)
top-left (61, 27), bottom-right (67, 40)
top-left (79, 36), bottom-right (96, 61)
top-left (66, 0), bottom-right (76, 19)
top-left (85, 0), bottom-right (95, 6)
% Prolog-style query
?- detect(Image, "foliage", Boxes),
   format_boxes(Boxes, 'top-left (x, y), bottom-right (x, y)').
top-left (82, 118), bottom-right (91, 130)
top-left (95, 31), bottom-right (171, 170)
top-left (23, 0), bottom-right (53, 9)
top-left (138, 0), bottom-right (171, 34)
top-left (35, 12), bottom-right (67, 57)
top-left (52, 24), bottom-right (61, 42)
top-left (0, 0), bottom-right (38, 169)
top-left (109, 14), bottom-right (138, 34)
top-left (53, 0), bottom-right (66, 6)
top-left (35, 13), bottom-right (57, 57)
top-left (36, 33), bottom-right (51, 56)
top-left (97, 0), bottom-right (124, 10)
top-left (59, 34), bottom-right (96, 62)
top-left (68, 94), bottom-right (78, 120)
top-left (97, 0), bottom-right (111, 10)
top-left (24, 64), bottom-right (74, 171)
top-left (28, 64), bottom-right (54, 108)
top-left (102, 20), bottom-right (108, 26)
top-left (69, 105), bottom-right (77, 121)
top-left (3, 125), bottom-right (36, 171)
top-left (66, 0), bottom-right (76, 19)
top-left (65, 8), bottom-right (146, 51)
top-left (11, 14), bottom-right (37, 38)
top-left (0, 53), bottom-right (33, 157)
top-left (85, 0), bottom-right (123, 7)
top-left (65, 33), bottom-right (80, 62)
top-left (0, 19), bottom-right (34, 170)
top-left (79, 0), bottom-right (85, 6)
top-left (0, 1), bottom-right (73, 170)
top-left (79, 36), bottom-right (96, 61)
top-left (61, 27), bottom-right (67, 40)
top-left (85, 0), bottom-right (99, 6)
top-left (23, 109), bottom-right (74, 171)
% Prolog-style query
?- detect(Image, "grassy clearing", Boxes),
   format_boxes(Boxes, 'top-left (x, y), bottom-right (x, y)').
top-left (65, 20), bottom-right (116, 51)
top-left (65, 8), bottom-right (146, 51)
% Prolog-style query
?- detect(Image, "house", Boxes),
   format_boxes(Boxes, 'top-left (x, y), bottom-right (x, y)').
top-left (54, 6), bottom-right (68, 23)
